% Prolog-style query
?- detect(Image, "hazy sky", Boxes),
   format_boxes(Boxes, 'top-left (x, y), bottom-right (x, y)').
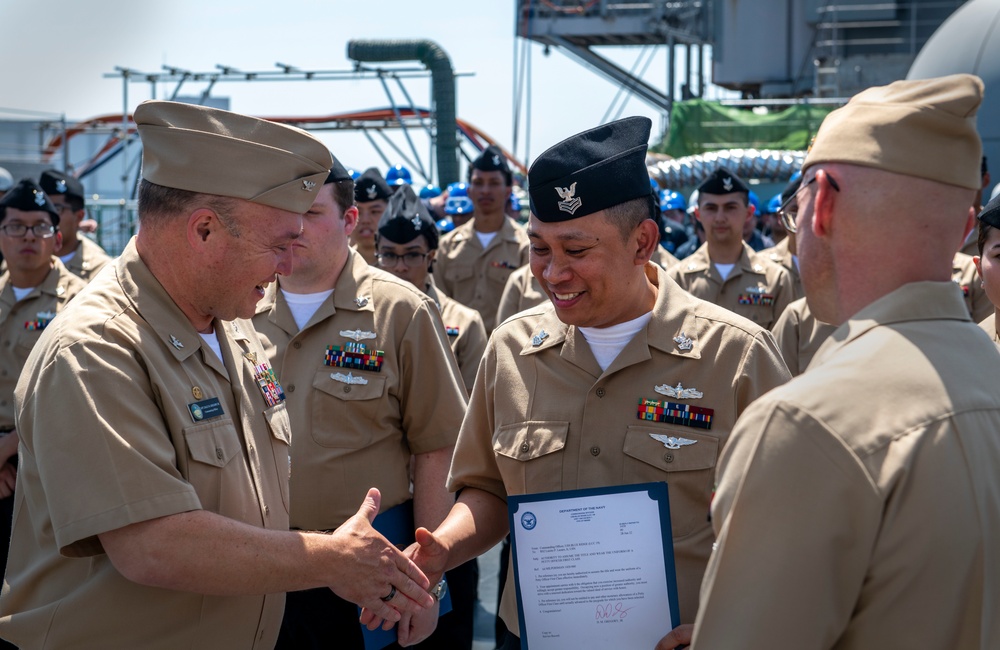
top-left (0, 0), bottom-right (728, 182)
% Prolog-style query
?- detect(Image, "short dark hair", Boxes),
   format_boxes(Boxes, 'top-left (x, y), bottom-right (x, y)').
top-left (137, 179), bottom-right (239, 232)
top-left (328, 179), bottom-right (355, 215)
top-left (978, 217), bottom-right (994, 257)
top-left (604, 194), bottom-right (657, 241)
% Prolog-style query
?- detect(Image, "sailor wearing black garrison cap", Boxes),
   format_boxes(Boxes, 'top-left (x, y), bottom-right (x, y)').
top-left (435, 145), bottom-right (529, 334)
top-left (379, 116), bottom-right (790, 649)
top-left (350, 168), bottom-right (393, 265)
top-left (668, 167), bottom-right (794, 328)
top-left (39, 169), bottom-right (112, 282)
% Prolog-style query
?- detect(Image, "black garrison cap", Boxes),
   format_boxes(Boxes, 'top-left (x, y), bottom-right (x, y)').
top-left (378, 184), bottom-right (439, 250)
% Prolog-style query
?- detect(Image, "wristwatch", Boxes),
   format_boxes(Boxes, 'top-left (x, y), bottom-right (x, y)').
top-left (429, 578), bottom-right (447, 602)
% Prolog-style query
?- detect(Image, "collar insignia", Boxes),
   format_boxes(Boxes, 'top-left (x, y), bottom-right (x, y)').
top-left (340, 328), bottom-right (376, 342)
top-left (555, 182), bottom-right (582, 215)
top-left (655, 383), bottom-right (703, 400)
top-left (532, 330), bottom-right (549, 347)
top-left (169, 335), bottom-right (184, 350)
top-left (331, 371), bottom-right (368, 385)
top-left (355, 296), bottom-right (370, 308)
top-left (649, 434), bottom-right (698, 450)
top-left (673, 332), bottom-right (693, 351)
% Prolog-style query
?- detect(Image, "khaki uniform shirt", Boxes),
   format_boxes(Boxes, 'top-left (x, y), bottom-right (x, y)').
top-left (759, 237), bottom-right (803, 301)
top-left (651, 246), bottom-right (680, 270)
top-left (252, 251), bottom-right (467, 531)
top-left (694, 282), bottom-right (1000, 649)
top-left (0, 260), bottom-right (85, 428)
top-left (0, 239), bottom-right (291, 649)
top-left (953, 252), bottom-right (992, 322)
top-left (770, 296), bottom-right (837, 377)
top-left (496, 265), bottom-right (548, 327)
top-left (63, 236), bottom-right (112, 283)
top-left (668, 242), bottom-right (793, 329)
top-left (434, 217), bottom-right (529, 333)
top-left (447, 264), bottom-right (791, 631)
top-left (979, 312), bottom-right (997, 341)
top-left (426, 277), bottom-right (487, 394)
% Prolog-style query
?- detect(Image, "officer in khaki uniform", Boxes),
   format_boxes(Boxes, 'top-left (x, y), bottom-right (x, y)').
top-left (375, 183), bottom-right (487, 394)
top-left (0, 181), bottom-right (86, 633)
top-left (434, 146), bottom-right (530, 333)
top-left (0, 102), bottom-right (433, 649)
top-left (365, 117), bottom-right (791, 649)
top-left (664, 75), bottom-right (1000, 650)
top-left (39, 169), bottom-right (112, 282)
top-left (251, 160), bottom-right (466, 649)
top-left (669, 169), bottom-right (793, 329)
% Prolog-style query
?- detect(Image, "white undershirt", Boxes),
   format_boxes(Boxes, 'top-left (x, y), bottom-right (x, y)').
top-left (476, 231), bottom-right (498, 249)
top-left (714, 262), bottom-right (736, 280)
top-left (11, 286), bottom-right (34, 301)
top-left (579, 312), bottom-right (653, 372)
top-left (281, 288), bottom-right (334, 331)
top-left (199, 330), bottom-right (223, 362)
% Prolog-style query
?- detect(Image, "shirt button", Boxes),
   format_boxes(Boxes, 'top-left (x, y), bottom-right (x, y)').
top-left (288, 384), bottom-right (295, 392)
top-left (248, 444), bottom-right (255, 455)
top-left (215, 447), bottom-right (224, 460)
top-left (264, 505), bottom-right (270, 515)
top-left (344, 386), bottom-right (352, 393)
top-left (596, 387), bottom-right (606, 398)
top-left (519, 442), bottom-right (529, 453)
top-left (590, 446), bottom-right (600, 456)
top-left (293, 341), bottom-right (302, 349)
top-left (664, 452), bottom-right (674, 463)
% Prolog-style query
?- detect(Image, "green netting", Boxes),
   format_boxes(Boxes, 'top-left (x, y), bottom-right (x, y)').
top-left (655, 99), bottom-right (837, 158)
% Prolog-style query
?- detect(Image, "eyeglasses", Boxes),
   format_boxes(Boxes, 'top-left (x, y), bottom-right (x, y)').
top-left (376, 251), bottom-right (428, 267)
top-left (50, 204), bottom-right (73, 214)
top-left (0, 223), bottom-right (56, 238)
top-left (777, 173), bottom-right (840, 234)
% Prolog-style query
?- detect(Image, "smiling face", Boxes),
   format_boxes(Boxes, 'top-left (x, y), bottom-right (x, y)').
top-left (528, 209), bottom-right (653, 328)
top-left (201, 200), bottom-right (304, 321)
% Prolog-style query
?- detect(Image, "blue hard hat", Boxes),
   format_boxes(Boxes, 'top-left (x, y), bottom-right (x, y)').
top-left (509, 192), bottom-right (521, 211)
top-left (766, 192), bottom-right (782, 214)
top-left (446, 182), bottom-right (468, 198)
top-left (437, 217), bottom-right (456, 233)
top-left (445, 195), bottom-right (474, 215)
top-left (790, 170), bottom-right (802, 183)
top-left (419, 184), bottom-right (442, 199)
top-left (649, 177), bottom-right (659, 192)
top-left (658, 189), bottom-right (686, 213)
top-left (386, 164), bottom-right (412, 186)
top-left (748, 190), bottom-right (761, 214)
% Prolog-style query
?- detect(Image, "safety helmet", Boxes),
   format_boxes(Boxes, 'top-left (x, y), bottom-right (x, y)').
top-left (386, 164), bottom-right (412, 186)
top-left (419, 184), bottom-right (442, 199)
top-left (658, 189), bottom-right (686, 213)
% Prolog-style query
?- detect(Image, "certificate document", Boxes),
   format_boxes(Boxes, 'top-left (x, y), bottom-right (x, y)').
top-left (508, 482), bottom-right (679, 649)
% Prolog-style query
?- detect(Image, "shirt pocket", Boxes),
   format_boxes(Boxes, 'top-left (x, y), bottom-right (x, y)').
top-left (486, 264), bottom-right (516, 289)
top-left (310, 370), bottom-right (388, 449)
top-left (493, 421), bottom-right (569, 495)
top-left (444, 264), bottom-right (475, 285)
top-left (183, 418), bottom-right (244, 515)
top-left (622, 426), bottom-right (718, 538)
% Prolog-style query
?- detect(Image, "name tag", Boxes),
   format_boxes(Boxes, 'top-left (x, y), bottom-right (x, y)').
top-left (189, 397), bottom-right (225, 422)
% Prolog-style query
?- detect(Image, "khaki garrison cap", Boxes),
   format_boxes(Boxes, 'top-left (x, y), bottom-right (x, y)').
top-left (134, 100), bottom-right (333, 214)
top-left (804, 74), bottom-right (983, 190)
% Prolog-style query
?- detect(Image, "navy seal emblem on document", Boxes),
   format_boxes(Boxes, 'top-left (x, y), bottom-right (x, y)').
top-left (520, 511), bottom-right (537, 530)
